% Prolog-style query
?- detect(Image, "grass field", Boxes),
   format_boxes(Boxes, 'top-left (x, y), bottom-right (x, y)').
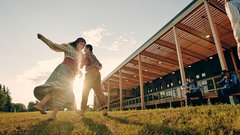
top-left (1, 104), bottom-right (240, 135)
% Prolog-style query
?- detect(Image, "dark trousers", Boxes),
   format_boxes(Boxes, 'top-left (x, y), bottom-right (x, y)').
top-left (81, 70), bottom-right (107, 111)
top-left (217, 87), bottom-right (238, 104)
top-left (186, 89), bottom-right (204, 106)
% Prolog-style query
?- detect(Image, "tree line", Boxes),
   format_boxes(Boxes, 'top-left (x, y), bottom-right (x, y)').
top-left (0, 84), bottom-right (38, 112)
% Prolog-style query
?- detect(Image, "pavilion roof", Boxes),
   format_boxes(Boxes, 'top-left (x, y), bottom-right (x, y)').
top-left (102, 0), bottom-right (237, 91)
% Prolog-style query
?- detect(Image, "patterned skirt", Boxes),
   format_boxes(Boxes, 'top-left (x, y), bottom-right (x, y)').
top-left (34, 63), bottom-right (76, 110)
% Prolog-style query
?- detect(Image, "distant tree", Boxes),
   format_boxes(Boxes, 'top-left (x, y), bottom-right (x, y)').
top-left (27, 101), bottom-right (38, 111)
top-left (0, 84), bottom-right (13, 112)
top-left (2, 85), bottom-right (6, 93)
top-left (5, 88), bottom-right (12, 112)
top-left (12, 103), bottom-right (27, 112)
top-left (0, 90), bottom-right (7, 111)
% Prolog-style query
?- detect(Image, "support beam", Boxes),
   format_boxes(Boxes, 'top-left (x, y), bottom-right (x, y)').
top-left (109, 75), bottom-right (139, 85)
top-left (110, 76), bottom-right (121, 81)
top-left (122, 67), bottom-right (155, 81)
top-left (103, 81), bottom-right (114, 87)
top-left (130, 59), bottom-right (172, 73)
top-left (136, 66), bottom-right (163, 77)
top-left (155, 39), bottom-right (207, 60)
top-left (176, 23), bottom-right (230, 49)
top-left (108, 79), bottom-right (133, 89)
top-left (138, 55), bottom-right (145, 110)
top-left (141, 51), bottom-right (182, 66)
top-left (123, 66), bottom-right (160, 79)
top-left (111, 75), bottom-right (143, 85)
top-left (119, 70), bottom-right (123, 110)
top-left (109, 79), bottom-right (135, 88)
top-left (120, 72), bottom-right (152, 81)
top-left (114, 72), bottom-right (149, 83)
top-left (120, 72), bottom-right (140, 81)
top-left (173, 26), bottom-right (187, 85)
top-left (208, 0), bottom-right (226, 14)
top-left (230, 50), bottom-right (239, 77)
top-left (173, 26), bottom-right (187, 106)
top-left (107, 80), bottom-right (110, 111)
top-left (204, 1), bottom-right (228, 70)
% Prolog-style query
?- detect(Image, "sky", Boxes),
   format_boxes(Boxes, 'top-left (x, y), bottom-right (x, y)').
top-left (0, 0), bottom-right (193, 108)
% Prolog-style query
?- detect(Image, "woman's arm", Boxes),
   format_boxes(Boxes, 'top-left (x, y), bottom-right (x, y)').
top-left (37, 33), bottom-right (67, 52)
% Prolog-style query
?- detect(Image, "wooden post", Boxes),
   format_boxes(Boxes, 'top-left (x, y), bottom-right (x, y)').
top-left (230, 50), bottom-right (239, 77)
top-left (138, 54), bottom-right (145, 110)
top-left (173, 26), bottom-right (187, 106)
top-left (173, 26), bottom-right (186, 84)
top-left (212, 77), bottom-right (218, 95)
top-left (204, 1), bottom-right (228, 70)
top-left (119, 70), bottom-right (123, 110)
top-left (107, 80), bottom-right (110, 111)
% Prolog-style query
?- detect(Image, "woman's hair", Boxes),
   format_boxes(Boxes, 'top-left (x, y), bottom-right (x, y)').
top-left (86, 44), bottom-right (93, 52)
top-left (70, 37), bottom-right (86, 48)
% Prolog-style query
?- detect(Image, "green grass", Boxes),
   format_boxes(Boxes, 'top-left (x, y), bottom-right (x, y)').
top-left (1, 104), bottom-right (240, 135)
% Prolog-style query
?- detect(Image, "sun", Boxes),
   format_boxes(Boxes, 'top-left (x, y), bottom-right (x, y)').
top-left (73, 76), bottom-right (94, 110)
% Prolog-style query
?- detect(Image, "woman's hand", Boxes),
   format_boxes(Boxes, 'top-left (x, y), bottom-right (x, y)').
top-left (37, 33), bottom-right (43, 39)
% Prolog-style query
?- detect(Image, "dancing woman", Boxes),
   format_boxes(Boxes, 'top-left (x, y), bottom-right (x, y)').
top-left (34, 33), bottom-right (86, 120)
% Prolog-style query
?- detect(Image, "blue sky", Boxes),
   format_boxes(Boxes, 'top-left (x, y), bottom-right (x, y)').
top-left (0, 0), bottom-right (192, 107)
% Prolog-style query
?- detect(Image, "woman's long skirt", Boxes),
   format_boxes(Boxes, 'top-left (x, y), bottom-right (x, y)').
top-left (34, 63), bottom-right (76, 110)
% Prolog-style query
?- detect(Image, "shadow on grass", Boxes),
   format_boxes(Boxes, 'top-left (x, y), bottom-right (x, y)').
top-left (107, 115), bottom-right (185, 135)
top-left (82, 117), bottom-right (113, 135)
top-left (26, 120), bottom-right (74, 135)
top-left (107, 115), bottom-right (140, 125)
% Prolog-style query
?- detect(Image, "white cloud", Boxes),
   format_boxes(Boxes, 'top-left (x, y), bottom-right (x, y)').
top-left (7, 58), bottom-right (62, 106)
top-left (107, 41), bottom-right (119, 51)
top-left (17, 58), bottom-right (62, 85)
top-left (81, 26), bottom-right (138, 52)
top-left (105, 32), bottom-right (138, 52)
top-left (82, 27), bottom-right (110, 47)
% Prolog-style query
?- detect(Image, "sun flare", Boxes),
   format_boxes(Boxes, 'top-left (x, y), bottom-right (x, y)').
top-left (73, 76), bottom-right (94, 109)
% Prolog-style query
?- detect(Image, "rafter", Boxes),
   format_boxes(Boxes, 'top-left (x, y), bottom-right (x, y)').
top-left (121, 71), bottom-right (153, 80)
top-left (208, 0), bottom-right (226, 14)
top-left (155, 39), bottom-right (207, 60)
top-left (130, 59), bottom-right (172, 73)
top-left (113, 72), bottom-right (149, 83)
top-left (110, 75), bottom-right (140, 85)
top-left (122, 66), bottom-right (160, 79)
top-left (108, 79), bottom-right (135, 88)
top-left (119, 72), bottom-right (140, 81)
top-left (176, 23), bottom-right (230, 49)
top-left (140, 51), bottom-right (184, 66)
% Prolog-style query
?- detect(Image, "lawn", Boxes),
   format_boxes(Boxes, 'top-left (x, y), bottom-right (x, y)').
top-left (0, 104), bottom-right (240, 135)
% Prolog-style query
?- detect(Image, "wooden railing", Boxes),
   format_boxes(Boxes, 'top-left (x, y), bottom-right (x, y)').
top-left (110, 74), bottom-right (240, 110)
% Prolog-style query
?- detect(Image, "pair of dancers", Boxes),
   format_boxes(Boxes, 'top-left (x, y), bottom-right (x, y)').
top-left (34, 34), bottom-right (107, 120)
